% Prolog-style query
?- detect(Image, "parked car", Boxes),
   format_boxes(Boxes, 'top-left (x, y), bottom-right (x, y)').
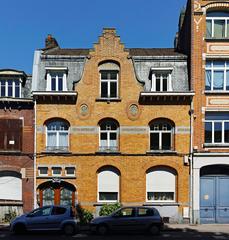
top-left (90, 206), bottom-right (164, 235)
top-left (10, 205), bottom-right (79, 235)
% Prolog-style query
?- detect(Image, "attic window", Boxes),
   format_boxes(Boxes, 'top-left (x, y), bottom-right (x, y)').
top-left (150, 68), bottom-right (173, 92)
top-left (45, 67), bottom-right (68, 92)
top-left (0, 79), bottom-right (21, 98)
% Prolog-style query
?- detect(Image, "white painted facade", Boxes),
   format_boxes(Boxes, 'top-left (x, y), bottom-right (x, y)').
top-left (192, 153), bottom-right (229, 224)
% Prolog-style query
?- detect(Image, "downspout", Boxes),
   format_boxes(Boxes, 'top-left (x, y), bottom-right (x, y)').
top-left (189, 99), bottom-right (194, 224)
top-left (34, 99), bottom-right (37, 208)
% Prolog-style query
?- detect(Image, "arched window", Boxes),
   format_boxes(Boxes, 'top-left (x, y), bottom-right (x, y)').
top-left (206, 11), bottom-right (229, 38)
top-left (99, 61), bottom-right (120, 99)
top-left (146, 167), bottom-right (176, 202)
top-left (38, 181), bottom-right (76, 207)
top-left (46, 119), bottom-right (69, 151)
top-left (99, 119), bottom-right (119, 152)
top-left (0, 171), bottom-right (22, 201)
top-left (149, 119), bottom-right (174, 151)
top-left (97, 166), bottom-right (120, 202)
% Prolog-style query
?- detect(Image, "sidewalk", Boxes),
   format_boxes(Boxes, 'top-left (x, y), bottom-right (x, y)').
top-left (164, 224), bottom-right (229, 234)
top-left (0, 223), bottom-right (9, 231)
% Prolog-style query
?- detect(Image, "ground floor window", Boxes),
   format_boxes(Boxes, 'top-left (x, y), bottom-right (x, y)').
top-left (97, 166), bottom-right (120, 202)
top-left (38, 181), bottom-right (76, 207)
top-left (146, 167), bottom-right (176, 202)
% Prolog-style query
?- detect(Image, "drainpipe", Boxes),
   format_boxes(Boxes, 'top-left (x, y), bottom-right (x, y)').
top-left (189, 99), bottom-right (194, 224)
top-left (33, 99), bottom-right (37, 208)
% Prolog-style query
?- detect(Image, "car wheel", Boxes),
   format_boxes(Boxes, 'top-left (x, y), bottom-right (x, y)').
top-left (148, 225), bottom-right (160, 235)
top-left (63, 224), bottom-right (75, 236)
top-left (97, 224), bottom-right (108, 235)
top-left (13, 223), bottom-right (26, 234)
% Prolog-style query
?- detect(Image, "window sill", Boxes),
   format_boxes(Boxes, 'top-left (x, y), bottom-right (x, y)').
top-left (42, 150), bottom-right (72, 155)
top-left (143, 202), bottom-right (180, 206)
top-left (0, 150), bottom-right (22, 155)
top-left (94, 202), bottom-right (119, 206)
top-left (205, 37), bottom-right (229, 42)
top-left (95, 98), bottom-right (122, 102)
top-left (205, 90), bottom-right (229, 94)
top-left (146, 150), bottom-right (177, 155)
top-left (204, 143), bottom-right (229, 148)
top-left (95, 151), bottom-right (121, 155)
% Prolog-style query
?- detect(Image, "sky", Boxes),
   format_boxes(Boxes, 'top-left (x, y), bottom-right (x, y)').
top-left (0, 0), bottom-right (187, 74)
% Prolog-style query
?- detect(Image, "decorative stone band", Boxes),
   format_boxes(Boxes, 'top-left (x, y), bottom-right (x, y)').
top-left (36, 126), bottom-right (44, 133)
top-left (37, 125), bottom-right (190, 134)
top-left (120, 126), bottom-right (148, 134)
top-left (175, 127), bottom-right (190, 134)
top-left (70, 126), bottom-right (98, 134)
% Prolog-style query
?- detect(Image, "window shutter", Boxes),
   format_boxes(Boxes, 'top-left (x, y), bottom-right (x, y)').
top-left (98, 170), bottom-right (119, 192)
top-left (0, 119), bottom-right (22, 151)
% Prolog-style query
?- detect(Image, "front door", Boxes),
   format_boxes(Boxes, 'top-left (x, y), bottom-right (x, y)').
top-left (200, 176), bottom-right (229, 223)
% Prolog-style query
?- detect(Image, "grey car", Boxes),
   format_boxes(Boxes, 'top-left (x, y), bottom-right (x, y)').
top-left (10, 205), bottom-right (79, 235)
top-left (90, 206), bottom-right (164, 235)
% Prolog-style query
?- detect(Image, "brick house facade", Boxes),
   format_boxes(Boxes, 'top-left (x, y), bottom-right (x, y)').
top-left (32, 29), bottom-right (193, 223)
top-left (179, 0), bottom-right (229, 224)
top-left (0, 69), bottom-right (34, 221)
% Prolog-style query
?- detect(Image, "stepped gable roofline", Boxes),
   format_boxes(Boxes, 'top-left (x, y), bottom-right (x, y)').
top-left (129, 48), bottom-right (187, 58)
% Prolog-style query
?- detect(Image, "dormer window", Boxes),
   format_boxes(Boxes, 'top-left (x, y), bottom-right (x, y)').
top-left (45, 67), bottom-right (67, 91)
top-left (151, 68), bottom-right (173, 92)
top-left (0, 79), bottom-right (21, 98)
top-left (206, 11), bottom-right (229, 39)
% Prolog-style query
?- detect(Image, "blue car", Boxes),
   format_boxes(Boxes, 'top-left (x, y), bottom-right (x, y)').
top-left (10, 205), bottom-right (79, 235)
top-left (90, 206), bottom-right (164, 235)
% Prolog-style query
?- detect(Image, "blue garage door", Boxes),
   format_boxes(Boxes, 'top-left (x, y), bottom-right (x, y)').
top-left (200, 176), bottom-right (229, 223)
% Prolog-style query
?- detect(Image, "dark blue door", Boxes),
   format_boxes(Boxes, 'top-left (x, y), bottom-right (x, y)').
top-left (200, 176), bottom-right (229, 223)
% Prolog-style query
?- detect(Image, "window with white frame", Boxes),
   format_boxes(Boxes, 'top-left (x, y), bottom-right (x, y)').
top-left (99, 119), bottom-right (119, 152)
top-left (38, 167), bottom-right (48, 176)
top-left (46, 120), bottom-right (69, 151)
top-left (146, 168), bottom-right (176, 202)
top-left (149, 119), bottom-right (174, 151)
top-left (0, 79), bottom-right (21, 97)
top-left (52, 167), bottom-right (62, 176)
top-left (46, 69), bottom-right (67, 91)
top-left (100, 70), bottom-right (119, 98)
top-left (205, 112), bottom-right (229, 144)
top-left (151, 69), bottom-right (173, 92)
top-left (206, 11), bottom-right (229, 38)
top-left (65, 167), bottom-right (75, 176)
top-left (98, 167), bottom-right (120, 202)
top-left (205, 61), bottom-right (229, 91)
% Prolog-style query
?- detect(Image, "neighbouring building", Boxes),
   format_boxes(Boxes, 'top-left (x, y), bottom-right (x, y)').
top-left (32, 29), bottom-right (193, 223)
top-left (178, 0), bottom-right (229, 224)
top-left (0, 69), bottom-right (34, 221)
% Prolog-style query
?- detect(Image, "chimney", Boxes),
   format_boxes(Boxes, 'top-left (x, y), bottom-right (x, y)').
top-left (45, 34), bottom-right (59, 49)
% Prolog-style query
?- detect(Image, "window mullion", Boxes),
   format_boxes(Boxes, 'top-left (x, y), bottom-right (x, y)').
top-left (211, 63), bottom-right (214, 91)
top-left (212, 121), bottom-right (215, 144)
top-left (56, 75), bottom-right (58, 91)
top-left (212, 19), bottom-right (214, 38)
top-left (5, 81), bottom-right (8, 97)
top-left (222, 121), bottom-right (225, 144)
top-left (160, 74), bottom-right (163, 91)
top-left (159, 132), bottom-right (162, 150)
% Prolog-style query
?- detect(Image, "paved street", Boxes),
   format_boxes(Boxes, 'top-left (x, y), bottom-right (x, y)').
top-left (1, 225), bottom-right (229, 240)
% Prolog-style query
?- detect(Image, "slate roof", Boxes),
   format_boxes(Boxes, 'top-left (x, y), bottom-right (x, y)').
top-left (42, 47), bottom-right (185, 57)
top-left (128, 48), bottom-right (186, 57)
